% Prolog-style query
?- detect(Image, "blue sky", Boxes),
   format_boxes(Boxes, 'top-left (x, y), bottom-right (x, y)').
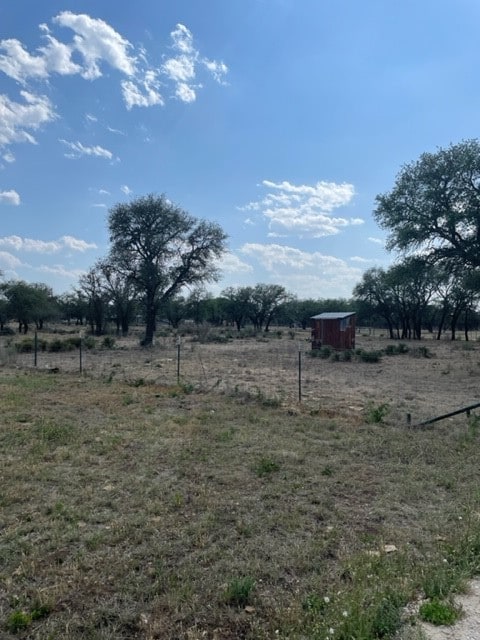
top-left (1, 0), bottom-right (479, 299)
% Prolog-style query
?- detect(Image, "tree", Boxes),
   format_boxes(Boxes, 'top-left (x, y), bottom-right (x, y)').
top-left (78, 268), bottom-right (109, 336)
top-left (1, 281), bottom-right (57, 333)
top-left (108, 194), bottom-right (227, 346)
top-left (247, 284), bottom-right (292, 332)
top-left (221, 286), bottom-right (252, 331)
top-left (374, 139), bottom-right (480, 269)
top-left (97, 259), bottom-right (137, 336)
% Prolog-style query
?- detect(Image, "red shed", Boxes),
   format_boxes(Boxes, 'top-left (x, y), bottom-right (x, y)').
top-left (311, 312), bottom-right (356, 350)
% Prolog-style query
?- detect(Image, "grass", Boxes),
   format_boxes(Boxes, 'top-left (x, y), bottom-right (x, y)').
top-left (2, 370), bottom-right (480, 638)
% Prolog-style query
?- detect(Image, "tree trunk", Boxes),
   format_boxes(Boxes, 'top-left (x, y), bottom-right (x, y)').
top-left (143, 295), bottom-right (156, 346)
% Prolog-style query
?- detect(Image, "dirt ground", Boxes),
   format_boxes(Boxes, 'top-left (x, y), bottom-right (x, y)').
top-left (6, 328), bottom-right (480, 426)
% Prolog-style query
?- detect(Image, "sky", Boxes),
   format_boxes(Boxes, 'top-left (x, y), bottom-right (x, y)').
top-left (1, 0), bottom-right (480, 300)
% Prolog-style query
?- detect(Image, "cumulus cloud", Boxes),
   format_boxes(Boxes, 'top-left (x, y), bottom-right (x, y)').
top-left (0, 234), bottom-right (97, 253)
top-left (368, 236), bottom-right (384, 245)
top-left (0, 250), bottom-right (23, 269)
top-left (59, 139), bottom-right (113, 159)
top-left (161, 23), bottom-right (228, 103)
top-left (0, 14), bottom-right (227, 117)
top-left (240, 179), bottom-right (358, 237)
top-left (3, 151), bottom-right (15, 163)
top-left (120, 184), bottom-right (132, 195)
top-left (216, 252), bottom-right (253, 274)
top-left (121, 75), bottom-right (163, 110)
top-left (0, 189), bottom-right (20, 205)
top-left (52, 11), bottom-right (137, 79)
top-left (240, 242), bottom-right (363, 298)
top-left (0, 91), bottom-right (56, 147)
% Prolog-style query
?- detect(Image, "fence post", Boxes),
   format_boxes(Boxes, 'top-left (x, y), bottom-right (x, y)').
top-left (34, 330), bottom-right (38, 367)
top-left (176, 337), bottom-right (181, 383)
top-left (79, 330), bottom-right (84, 373)
top-left (298, 342), bottom-right (302, 403)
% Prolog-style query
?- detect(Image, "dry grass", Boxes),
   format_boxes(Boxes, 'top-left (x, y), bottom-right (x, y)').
top-left (2, 330), bottom-right (480, 638)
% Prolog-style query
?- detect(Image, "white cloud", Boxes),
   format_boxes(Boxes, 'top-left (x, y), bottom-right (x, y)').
top-left (202, 59), bottom-right (228, 84)
top-left (0, 250), bottom-right (23, 268)
top-left (0, 234), bottom-right (97, 253)
top-left (38, 264), bottom-right (86, 279)
top-left (120, 184), bottom-right (132, 195)
top-left (3, 151), bottom-right (15, 163)
top-left (59, 139), bottom-right (113, 160)
top-left (350, 256), bottom-right (375, 264)
top-left (240, 242), bottom-right (363, 298)
top-left (216, 252), bottom-right (253, 274)
top-left (85, 113), bottom-right (97, 122)
top-left (121, 78), bottom-right (164, 109)
top-left (0, 91), bottom-right (56, 147)
top-left (92, 203), bottom-right (107, 208)
top-left (368, 236), bottom-right (384, 245)
top-left (175, 82), bottom-right (196, 103)
top-left (0, 189), bottom-right (20, 205)
top-left (61, 235), bottom-right (97, 251)
top-left (240, 179), bottom-right (358, 237)
top-left (52, 11), bottom-right (137, 79)
top-left (98, 188), bottom-right (110, 195)
top-left (0, 15), bottom-right (227, 126)
top-left (161, 23), bottom-right (228, 103)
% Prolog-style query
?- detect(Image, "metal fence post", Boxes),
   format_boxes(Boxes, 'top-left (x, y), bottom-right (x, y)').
top-left (298, 342), bottom-right (302, 403)
top-left (79, 331), bottom-right (84, 373)
top-left (177, 337), bottom-right (181, 383)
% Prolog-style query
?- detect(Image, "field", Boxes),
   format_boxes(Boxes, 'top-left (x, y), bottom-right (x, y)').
top-left (2, 328), bottom-right (480, 639)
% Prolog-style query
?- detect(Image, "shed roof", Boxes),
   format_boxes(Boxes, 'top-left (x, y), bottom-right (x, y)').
top-left (310, 312), bottom-right (356, 320)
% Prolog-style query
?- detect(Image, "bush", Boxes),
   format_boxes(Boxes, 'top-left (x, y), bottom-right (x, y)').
top-left (310, 345), bottom-right (332, 359)
top-left (102, 336), bottom-right (116, 349)
top-left (15, 338), bottom-right (34, 353)
top-left (358, 350), bottom-right (382, 363)
top-left (384, 343), bottom-right (410, 356)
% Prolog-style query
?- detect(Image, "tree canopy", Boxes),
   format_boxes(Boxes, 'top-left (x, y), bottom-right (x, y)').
top-left (108, 194), bottom-right (227, 345)
top-left (374, 139), bottom-right (480, 268)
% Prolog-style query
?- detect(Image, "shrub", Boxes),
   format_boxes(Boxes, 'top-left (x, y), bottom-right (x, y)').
top-left (358, 350), bottom-right (382, 363)
top-left (310, 345), bottom-right (332, 359)
top-left (102, 336), bottom-right (116, 349)
top-left (15, 338), bottom-right (34, 353)
top-left (384, 343), bottom-right (409, 356)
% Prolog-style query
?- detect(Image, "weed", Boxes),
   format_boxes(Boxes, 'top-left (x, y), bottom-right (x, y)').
top-left (321, 465), bottom-right (334, 476)
top-left (6, 610), bottom-right (31, 632)
top-left (255, 456), bottom-right (280, 476)
top-left (419, 598), bottom-right (461, 625)
top-left (365, 401), bottom-right (390, 424)
top-left (369, 592), bottom-right (404, 637)
top-left (224, 576), bottom-right (255, 606)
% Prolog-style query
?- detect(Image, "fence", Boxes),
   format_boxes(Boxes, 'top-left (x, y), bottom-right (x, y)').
top-left (2, 327), bottom-right (480, 426)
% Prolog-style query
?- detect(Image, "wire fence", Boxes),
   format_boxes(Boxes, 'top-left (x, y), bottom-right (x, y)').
top-left (2, 328), bottom-right (480, 426)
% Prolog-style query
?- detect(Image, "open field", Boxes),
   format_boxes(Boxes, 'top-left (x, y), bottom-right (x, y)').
top-left (2, 331), bottom-right (480, 638)
top-left (5, 327), bottom-right (480, 425)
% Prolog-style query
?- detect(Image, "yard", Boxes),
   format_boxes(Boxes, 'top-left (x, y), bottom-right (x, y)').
top-left (2, 329), bottom-right (480, 638)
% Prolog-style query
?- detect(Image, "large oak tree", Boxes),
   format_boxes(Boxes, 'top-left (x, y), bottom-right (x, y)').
top-left (108, 194), bottom-right (227, 346)
top-left (374, 139), bottom-right (480, 268)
